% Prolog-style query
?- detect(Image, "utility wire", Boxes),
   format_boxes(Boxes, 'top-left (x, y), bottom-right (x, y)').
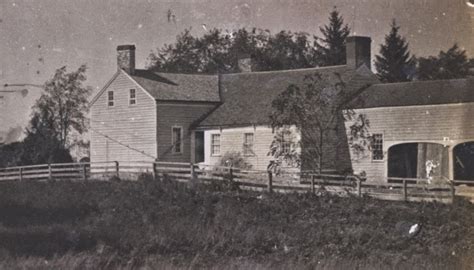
top-left (89, 126), bottom-right (156, 160)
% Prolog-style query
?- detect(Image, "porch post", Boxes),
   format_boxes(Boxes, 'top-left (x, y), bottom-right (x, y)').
top-left (448, 145), bottom-right (454, 181)
top-left (190, 130), bottom-right (196, 164)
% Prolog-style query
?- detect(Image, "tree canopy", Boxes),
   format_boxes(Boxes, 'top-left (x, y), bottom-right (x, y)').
top-left (0, 65), bottom-right (90, 166)
top-left (375, 20), bottom-right (415, 83)
top-left (147, 9), bottom-right (351, 73)
top-left (147, 28), bottom-right (318, 73)
top-left (416, 44), bottom-right (473, 80)
top-left (268, 73), bottom-right (373, 173)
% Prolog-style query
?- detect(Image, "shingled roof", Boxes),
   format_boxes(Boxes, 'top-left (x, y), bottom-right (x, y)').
top-left (131, 69), bottom-right (220, 102)
top-left (198, 65), bottom-right (378, 128)
top-left (350, 78), bottom-right (474, 109)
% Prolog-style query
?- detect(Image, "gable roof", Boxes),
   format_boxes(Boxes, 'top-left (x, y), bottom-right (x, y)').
top-left (130, 69), bottom-right (220, 102)
top-left (350, 78), bottom-right (474, 109)
top-left (197, 65), bottom-right (378, 128)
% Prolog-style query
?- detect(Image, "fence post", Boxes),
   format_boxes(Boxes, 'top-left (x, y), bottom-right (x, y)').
top-left (48, 164), bottom-right (53, 181)
top-left (19, 167), bottom-right (23, 181)
top-left (311, 175), bottom-right (315, 194)
top-left (267, 170), bottom-right (273, 193)
top-left (356, 177), bottom-right (362, 197)
top-left (450, 181), bottom-right (456, 203)
top-left (190, 163), bottom-right (196, 181)
top-left (403, 179), bottom-right (407, 202)
top-left (114, 161), bottom-right (119, 178)
top-left (153, 162), bottom-right (158, 180)
top-left (82, 164), bottom-right (87, 181)
top-left (229, 166), bottom-right (234, 182)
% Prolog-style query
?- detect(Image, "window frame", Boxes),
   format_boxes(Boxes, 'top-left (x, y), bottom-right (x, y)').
top-left (211, 133), bottom-right (221, 156)
top-left (243, 132), bottom-right (255, 156)
top-left (171, 126), bottom-right (183, 154)
top-left (107, 91), bottom-right (114, 107)
top-left (129, 89), bottom-right (137, 105)
top-left (280, 131), bottom-right (292, 154)
top-left (371, 133), bottom-right (384, 161)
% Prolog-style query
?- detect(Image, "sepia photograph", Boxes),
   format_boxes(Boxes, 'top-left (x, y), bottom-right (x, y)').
top-left (0, 0), bottom-right (473, 269)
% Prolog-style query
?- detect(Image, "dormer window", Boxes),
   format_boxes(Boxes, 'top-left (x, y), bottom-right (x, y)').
top-left (107, 91), bottom-right (114, 107)
top-left (129, 89), bottom-right (136, 105)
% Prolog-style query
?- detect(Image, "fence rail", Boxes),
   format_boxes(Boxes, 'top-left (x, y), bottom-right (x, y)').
top-left (0, 161), bottom-right (473, 203)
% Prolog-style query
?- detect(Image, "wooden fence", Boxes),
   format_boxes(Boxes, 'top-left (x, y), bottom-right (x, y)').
top-left (0, 161), bottom-right (473, 203)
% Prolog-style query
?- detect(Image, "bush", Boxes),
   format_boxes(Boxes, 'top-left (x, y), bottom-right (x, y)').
top-left (218, 151), bottom-right (252, 170)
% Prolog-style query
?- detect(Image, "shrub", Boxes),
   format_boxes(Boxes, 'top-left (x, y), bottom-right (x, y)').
top-left (137, 172), bottom-right (155, 182)
top-left (218, 151), bottom-right (252, 170)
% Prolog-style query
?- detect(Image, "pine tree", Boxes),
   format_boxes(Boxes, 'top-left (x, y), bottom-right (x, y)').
top-left (315, 7), bottom-right (351, 66)
top-left (375, 20), bottom-right (415, 82)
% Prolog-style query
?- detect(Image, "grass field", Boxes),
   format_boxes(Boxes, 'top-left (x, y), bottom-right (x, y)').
top-left (0, 176), bottom-right (472, 269)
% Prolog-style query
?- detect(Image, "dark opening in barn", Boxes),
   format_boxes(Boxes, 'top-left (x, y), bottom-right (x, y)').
top-left (453, 142), bottom-right (474, 181)
top-left (388, 143), bottom-right (448, 180)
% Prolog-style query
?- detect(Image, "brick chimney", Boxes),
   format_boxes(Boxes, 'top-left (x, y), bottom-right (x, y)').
top-left (117, 45), bottom-right (136, 75)
top-left (346, 36), bottom-right (371, 70)
top-left (237, 53), bottom-right (252, 73)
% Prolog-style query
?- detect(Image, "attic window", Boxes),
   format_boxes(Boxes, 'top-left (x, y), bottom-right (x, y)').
top-left (107, 91), bottom-right (114, 107)
top-left (129, 89), bottom-right (136, 105)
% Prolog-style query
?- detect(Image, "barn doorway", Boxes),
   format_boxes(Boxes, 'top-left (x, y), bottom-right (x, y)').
top-left (388, 143), bottom-right (418, 178)
top-left (388, 143), bottom-right (448, 180)
top-left (453, 142), bottom-right (474, 181)
top-left (194, 131), bottom-right (205, 163)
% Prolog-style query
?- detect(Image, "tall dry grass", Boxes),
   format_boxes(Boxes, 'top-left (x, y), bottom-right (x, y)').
top-left (0, 175), bottom-right (472, 269)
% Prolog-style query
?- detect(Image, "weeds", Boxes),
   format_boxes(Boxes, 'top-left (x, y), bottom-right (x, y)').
top-left (0, 179), bottom-right (472, 269)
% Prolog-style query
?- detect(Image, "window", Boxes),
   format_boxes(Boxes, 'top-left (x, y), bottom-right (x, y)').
top-left (129, 89), bottom-right (136, 105)
top-left (107, 91), bottom-right (114, 107)
top-left (172, 126), bottom-right (183, 153)
top-left (243, 133), bottom-right (254, 155)
top-left (371, 133), bottom-right (384, 161)
top-left (0, 96), bottom-right (4, 106)
top-left (211, 134), bottom-right (221, 156)
top-left (280, 131), bottom-right (292, 154)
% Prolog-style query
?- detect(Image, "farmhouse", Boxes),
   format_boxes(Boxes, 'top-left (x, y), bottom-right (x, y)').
top-left (89, 37), bottom-right (474, 183)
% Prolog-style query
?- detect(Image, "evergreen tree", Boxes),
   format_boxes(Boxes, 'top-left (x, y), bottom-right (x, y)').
top-left (416, 44), bottom-right (472, 80)
top-left (314, 7), bottom-right (351, 66)
top-left (375, 20), bottom-right (415, 83)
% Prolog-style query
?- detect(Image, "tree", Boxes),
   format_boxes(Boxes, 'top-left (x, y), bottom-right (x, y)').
top-left (34, 64), bottom-right (90, 150)
top-left (0, 65), bottom-right (90, 167)
top-left (314, 7), bottom-right (351, 66)
top-left (147, 27), bottom-right (317, 73)
top-left (19, 113), bottom-right (73, 165)
top-left (268, 72), bottom-right (373, 174)
top-left (416, 44), bottom-right (472, 80)
top-left (375, 20), bottom-right (415, 83)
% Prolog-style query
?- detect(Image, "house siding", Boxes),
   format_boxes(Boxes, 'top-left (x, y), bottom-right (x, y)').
top-left (346, 102), bottom-right (474, 182)
top-left (157, 102), bottom-right (217, 163)
top-left (90, 72), bottom-right (157, 164)
top-left (204, 126), bottom-right (274, 170)
top-left (203, 126), bottom-right (304, 171)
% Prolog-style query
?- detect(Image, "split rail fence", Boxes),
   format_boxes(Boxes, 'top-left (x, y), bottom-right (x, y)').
top-left (0, 161), bottom-right (473, 203)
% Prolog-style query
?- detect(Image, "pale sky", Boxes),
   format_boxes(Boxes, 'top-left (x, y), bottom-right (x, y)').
top-left (0, 0), bottom-right (473, 93)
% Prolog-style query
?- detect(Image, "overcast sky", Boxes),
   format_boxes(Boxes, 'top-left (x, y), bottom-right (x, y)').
top-left (0, 0), bottom-right (473, 92)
